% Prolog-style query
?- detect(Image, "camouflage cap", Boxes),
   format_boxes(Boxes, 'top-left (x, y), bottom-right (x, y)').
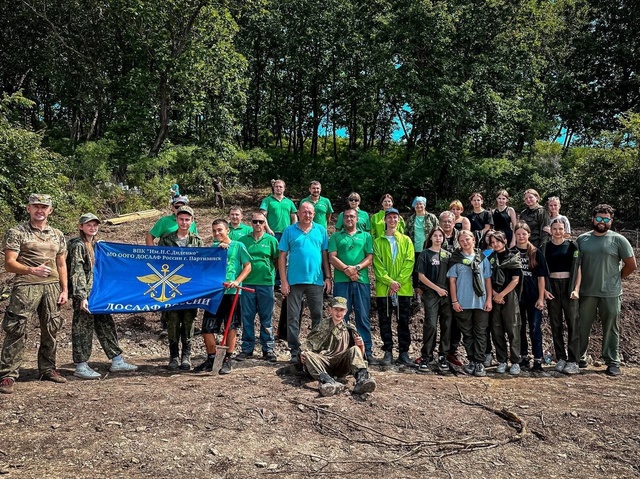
top-left (176, 205), bottom-right (194, 217)
top-left (79, 213), bottom-right (101, 224)
top-left (172, 195), bottom-right (189, 206)
top-left (331, 297), bottom-right (348, 309)
top-left (28, 194), bottom-right (52, 206)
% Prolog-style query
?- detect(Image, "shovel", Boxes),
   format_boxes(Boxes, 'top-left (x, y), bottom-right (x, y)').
top-left (211, 284), bottom-right (255, 374)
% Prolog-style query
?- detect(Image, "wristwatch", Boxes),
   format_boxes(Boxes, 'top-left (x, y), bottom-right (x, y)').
top-left (355, 264), bottom-right (362, 271)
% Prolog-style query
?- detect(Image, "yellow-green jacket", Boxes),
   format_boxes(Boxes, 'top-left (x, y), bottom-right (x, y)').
top-left (373, 231), bottom-right (414, 297)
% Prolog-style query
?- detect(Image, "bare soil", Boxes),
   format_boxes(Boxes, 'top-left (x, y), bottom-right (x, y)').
top-left (1, 198), bottom-right (639, 478)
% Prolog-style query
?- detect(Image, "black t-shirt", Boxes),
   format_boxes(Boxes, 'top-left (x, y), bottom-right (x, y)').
top-left (467, 210), bottom-right (493, 233)
top-left (416, 249), bottom-right (446, 286)
top-left (492, 208), bottom-right (512, 240)
top-left (512, 246), bottom-right (548, 301)
top-left (544, 241), bottom-right (576, 273)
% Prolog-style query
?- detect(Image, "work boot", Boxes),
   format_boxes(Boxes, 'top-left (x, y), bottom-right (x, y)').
top-left (366, 355), bottom-right (379, 366)
top-left (168, 357), bottom-right (180, 371)
top-left (194, 356), bottom-right (215, 373)
top-left (396, 351), bottom-right (413, 366)
top-left (380, 351), bottom-right (393, 366)
top-left (180, 344), bottom-right (192, 371)
top-left (352, 368), bottom-right (376, 394)
top-left (318, 373), bottom-right (344, 397)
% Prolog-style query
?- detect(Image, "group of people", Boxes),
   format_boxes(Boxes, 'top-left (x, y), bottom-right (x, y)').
top-left (0, 183), bottom-right (636, 397)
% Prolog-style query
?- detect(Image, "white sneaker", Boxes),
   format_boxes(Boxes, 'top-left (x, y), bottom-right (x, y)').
top-left (496, 362), bottom-right (507, 374)
top-left (110, 358), bottom-right (138, 372)
top-left (74, 364), bottom-right (101, 380)
top-left (563, 362), bottom-right (579, 375)
top-left (509, 363), bottom-right (521, 375)
top-left (554, 359), bottom-right (567, 372)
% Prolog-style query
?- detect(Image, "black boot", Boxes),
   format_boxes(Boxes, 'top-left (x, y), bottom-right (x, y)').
top-left (168, 342), bottom-right (180, 370)
top-left (180, 342), bottom-right (192, 371)
top-left (318, 373), bottom-right (344, 397)
top-left (194, 355), bottom-right (215, 372)
top-left (353, 368), bottom-right (376, 395)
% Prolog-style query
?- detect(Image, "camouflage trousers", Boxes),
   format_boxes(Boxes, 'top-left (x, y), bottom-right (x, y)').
top-left (166, 309), bottom-right (197, 358)
top-left (0, 283), bottom-right (62, 379)
top-left (304, 346), bottom-right (367, 380)
top-left (72, 301), bottom-right (122, 363)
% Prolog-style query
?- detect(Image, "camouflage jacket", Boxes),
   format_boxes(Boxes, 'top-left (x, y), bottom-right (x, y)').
top-left (304, 317), bottom-right (358, 354)
top-left (157, 231), bottom-right (204, 248)
top-left (66, 237), bottom-right (93, 301)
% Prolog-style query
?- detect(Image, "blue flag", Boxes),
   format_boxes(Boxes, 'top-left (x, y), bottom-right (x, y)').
top-left (88, 242), bottom-right (227, 314)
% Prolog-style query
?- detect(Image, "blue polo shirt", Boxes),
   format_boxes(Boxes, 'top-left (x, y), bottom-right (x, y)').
top-left (279, 223), bottom-right (328, 286)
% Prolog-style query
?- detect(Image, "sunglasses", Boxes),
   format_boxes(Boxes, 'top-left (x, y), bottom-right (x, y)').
top-left (348, 198), bottom-right (360, 202)
top-left (252, 219), bottom-right (265, 224)
top-left (594, 216), bottom-right (612, 223)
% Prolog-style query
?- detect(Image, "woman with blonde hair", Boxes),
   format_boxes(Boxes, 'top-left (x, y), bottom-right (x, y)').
top-left (449, 200), bottom-right (470, 231)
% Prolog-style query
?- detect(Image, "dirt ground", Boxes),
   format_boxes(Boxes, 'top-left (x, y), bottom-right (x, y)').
top-left (1, 198), bottom-right (639, 479)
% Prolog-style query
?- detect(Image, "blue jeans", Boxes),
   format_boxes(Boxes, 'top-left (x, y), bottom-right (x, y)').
top-left (333, 281), bottom-right (373, 357)
top-left (519, 299), bottom-right (543, 359)
top-left (240, 285), bottom-right (275, 354)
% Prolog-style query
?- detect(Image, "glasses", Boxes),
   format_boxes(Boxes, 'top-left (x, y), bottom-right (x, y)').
top-left (594, 216), bottom-right (612, 223)
top-left (344, 215), bottom-right (357, 219)
top-left (252, 219), bottom-right (265, 224)
top-left (348, 198), bottom-right (360, 202)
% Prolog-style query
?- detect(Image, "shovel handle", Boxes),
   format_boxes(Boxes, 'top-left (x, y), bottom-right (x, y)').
top-left (220, 284), bottom-right (255, 346)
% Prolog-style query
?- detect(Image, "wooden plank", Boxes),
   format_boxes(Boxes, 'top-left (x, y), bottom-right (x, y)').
top-left (105, 209), bottom-right (163, 225)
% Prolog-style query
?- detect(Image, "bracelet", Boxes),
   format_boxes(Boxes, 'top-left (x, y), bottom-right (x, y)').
top-left (452, 301), bottom-right (459, 304)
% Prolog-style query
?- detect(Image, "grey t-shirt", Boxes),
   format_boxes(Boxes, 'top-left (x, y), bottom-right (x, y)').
top-left (446, 253), bottom-right (492, 309)
top-left (577, 231), bottom-right (634, 297)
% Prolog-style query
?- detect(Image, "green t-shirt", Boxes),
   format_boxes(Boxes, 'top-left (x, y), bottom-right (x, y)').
top-left (149, 215), bottom-right (198, 239)
top-left (259, 195), bottom-right (297, 233)
top-left (328, 229), bottom-right (373, 284)
top-left (335, 209), bottom-right (371, 232)
top-left (300, 196), bottom-right (334, 228)
top-left (211, 241), bottom-right (252, 295)
top-left (413, 216), bottom-right (426, 253)
top-left (238, 233), bottom-right (279, 285)
top-left (229, 223), bottom-right (252, 241)
top-left (577, 230), bottom-right (635, 297)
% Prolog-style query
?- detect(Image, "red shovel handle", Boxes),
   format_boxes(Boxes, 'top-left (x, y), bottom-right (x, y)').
top-left (220, 284), bottom-right (255, 346)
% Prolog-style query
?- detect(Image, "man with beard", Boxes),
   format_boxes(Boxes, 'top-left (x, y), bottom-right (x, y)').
top-left (299, 180), bottom-right (334, 229)
top-left (577, 204), bottom-right (636, 376)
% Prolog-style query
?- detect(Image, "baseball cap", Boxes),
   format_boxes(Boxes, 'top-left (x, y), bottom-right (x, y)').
top-left (28, 194), bottom-right (52, 206)
top-left (331, 297), bottom-right (348, 309)
top-left (79, 213), bottom-right (101, 224)
top-left (384, 208), bottom-right (400, 217)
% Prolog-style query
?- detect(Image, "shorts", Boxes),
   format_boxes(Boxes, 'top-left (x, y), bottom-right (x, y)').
top-left (202, 294), bottom-right (241, 334)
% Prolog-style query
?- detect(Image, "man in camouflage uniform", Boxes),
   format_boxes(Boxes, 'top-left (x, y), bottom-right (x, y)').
top-left (158, 206), bottom-right (204, 371)
top-left (0, 194), bottom-right (68, 395)
top-left (300, 297), bottom-right (376, 397)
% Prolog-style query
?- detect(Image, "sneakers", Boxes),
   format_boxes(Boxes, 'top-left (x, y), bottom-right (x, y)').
top-left (0, 377), bottom-right (15, 394)
top-left (110, 357), bottom-right (138, 372)
top-left (473, 363), bottom-right (486, 377)
top-left (159, 329), bottom-right (168, 340)
top-left (463, 362), bottom-right (476, 375)
top-left (605, 365), bottom-right (621, 377)
top-left (417, 362), bottom-right (430, 373)
top-left (438, 356), bottom-right (449, 372)
top-left (509, 363), bottom-right (521, 375)
top-left (447, 353), bottom-right (463, 367)
top-left (531, 360), bottom-right (543, 372)
top-left (168, 357), bottom-right (180, 371)
top-left (263, 351), bottom-right (277, 363)
top-left (396, 352), bottom-right (413, 366)
top-left (483, 353), bottom-right (493, 368)
top-left (380, 351), bottom-right (393, 366)
top-left (219, 356), bottom-right (232, 375)
top-left (366, 355), bottom-right (379, 366)
top-left (41, 370), bottom-right (67, 383)
top-left (578, 360), bottom-right (588, 368)
top-left (496, 362), bottom-right (507, 374)
top-left (180, 356), bottom-right (191, 371)
top-left (194, 357), bottom-right (215, 372)
top-left (563, 362), bottom-right (579, 375)
top-left (74, 363), bottom-right (101, 379)
top-left (519, 358), bottom-right (531, 370)
top-left (353, 369), bottom-right (376, 394)
top-left (555, 359), bottom-right (567, 373)
top-left (235, 352), bottom-right (253, 361)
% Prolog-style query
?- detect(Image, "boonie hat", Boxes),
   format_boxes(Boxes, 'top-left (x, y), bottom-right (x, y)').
top-left (331, 297), bottom-right (348, 309)
top-left (28, 194), bottom-right (52, 206)
top-left (79, 213), bottom-right (101, 224)
top-left (176, 206), bottom-right (194, 217)
top-left (384, 208), bottom-right (400, 217)
top-left (172, 195), bottom-right (189, 206)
